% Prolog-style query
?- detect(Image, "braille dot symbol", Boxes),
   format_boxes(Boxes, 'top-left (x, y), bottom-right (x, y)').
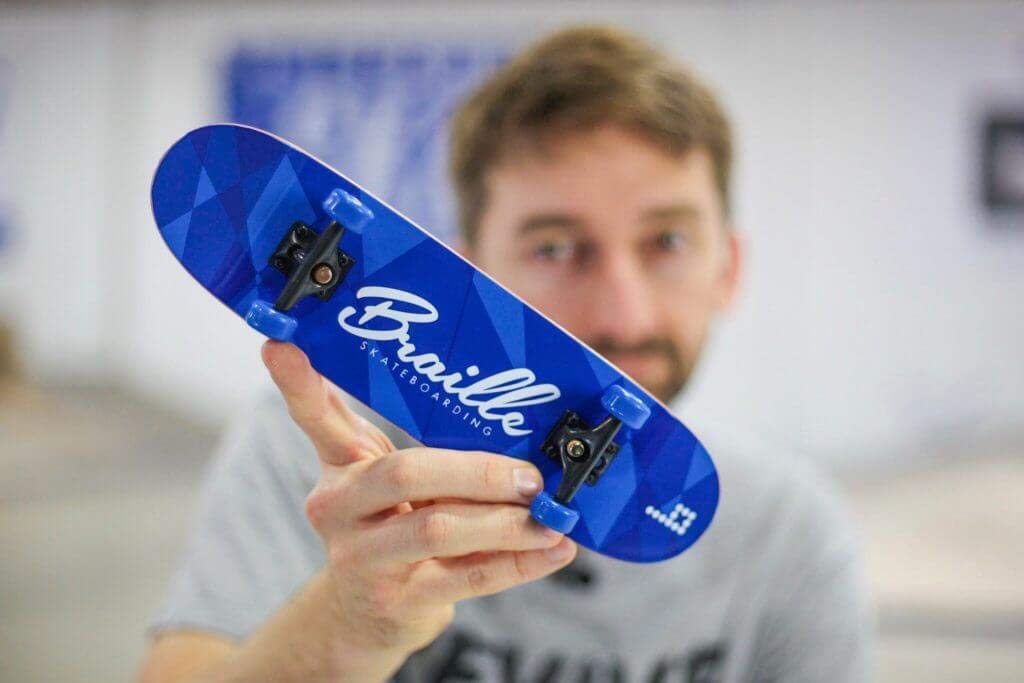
top-left (645, 502), bottom-right (698, 535)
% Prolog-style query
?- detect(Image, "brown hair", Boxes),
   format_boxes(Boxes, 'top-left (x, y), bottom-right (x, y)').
top-left (449, 25), bottom-right (734, 245)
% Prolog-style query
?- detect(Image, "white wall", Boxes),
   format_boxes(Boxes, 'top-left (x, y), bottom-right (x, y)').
top-left (1, 1), bottom-right (1022, 468)
top-left (0, 8), bottom-right (118, 379)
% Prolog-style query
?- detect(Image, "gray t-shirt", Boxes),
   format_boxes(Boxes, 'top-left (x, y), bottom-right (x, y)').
top-left (153, 391), bottom-right (873, 682)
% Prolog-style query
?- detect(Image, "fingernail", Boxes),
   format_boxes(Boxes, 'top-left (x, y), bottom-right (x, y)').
top-left (545, 540), bottom-right (573, 562)
top-left (513, 468), bottom-right (541, 497)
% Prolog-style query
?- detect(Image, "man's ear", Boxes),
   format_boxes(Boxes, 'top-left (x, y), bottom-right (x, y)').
top-left (715, 228), bottom-right (744, 312)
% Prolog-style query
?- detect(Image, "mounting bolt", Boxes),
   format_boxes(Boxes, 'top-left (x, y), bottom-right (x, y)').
top-left (566, 439), bottom-right (587, 460)
top-left (312, 264), bottom-right (334, 285)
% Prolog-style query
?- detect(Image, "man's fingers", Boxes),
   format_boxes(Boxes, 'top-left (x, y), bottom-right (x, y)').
top-left (412, 540), bottom-right (577, 604)
top-left (361, 502), bottom-right (562, 564)
top-left (351, 449), bottom-right (543, 514)
top-left (262, 341), bottom-right (363, 465)
top-left (354, 413), bottom-right (397, 456)
top-left (326, 380), bottom-right (362, 425)
top-left (325, 387), bottom-right (397, 456)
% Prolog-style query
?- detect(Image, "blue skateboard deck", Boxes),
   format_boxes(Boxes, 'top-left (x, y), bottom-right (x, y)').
top-left (151, 124), bottom-right (719, 562)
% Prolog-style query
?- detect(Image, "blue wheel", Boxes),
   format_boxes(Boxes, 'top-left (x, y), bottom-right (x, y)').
top-left (530, 491), bottom-right (579, 534)
top-left (245, 300), bottom-right (297, 341)
top-left (601, 384), bottom-right (651, 430)
top-left (323, 188), bottom-right (374, 233)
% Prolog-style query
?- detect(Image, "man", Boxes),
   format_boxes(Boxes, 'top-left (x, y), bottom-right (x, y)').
top-left (139, 26), bottom-right (871, 682)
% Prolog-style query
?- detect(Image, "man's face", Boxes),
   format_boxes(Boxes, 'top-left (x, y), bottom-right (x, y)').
top-left (467, 125), bottom-right (741, 403)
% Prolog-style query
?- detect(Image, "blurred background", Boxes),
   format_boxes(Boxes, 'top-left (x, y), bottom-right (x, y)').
top-left (1, 1), bottom-right (1022, 681)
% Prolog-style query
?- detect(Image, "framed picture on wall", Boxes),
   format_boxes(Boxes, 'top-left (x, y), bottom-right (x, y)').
top-left (982, 115), bottom-right (1024, 216)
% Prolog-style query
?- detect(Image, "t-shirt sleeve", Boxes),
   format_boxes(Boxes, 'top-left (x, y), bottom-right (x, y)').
top-left (149, 394), bottom-right (325, 641)
top-left (748, 471), bottom-right (875, 683)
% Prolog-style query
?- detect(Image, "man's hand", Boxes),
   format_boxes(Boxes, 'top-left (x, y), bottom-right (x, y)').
top-left (137, 342), bottom-right (574, 683)
top-left (261, 340), bottom-right (576, 675)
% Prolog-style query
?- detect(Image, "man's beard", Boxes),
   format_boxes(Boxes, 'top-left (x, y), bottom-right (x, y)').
top-left (589, 337), bottom-right (697, 403)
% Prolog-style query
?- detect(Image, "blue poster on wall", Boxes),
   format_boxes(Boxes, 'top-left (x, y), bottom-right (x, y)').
top-left (225, 44), bottom-right (506, 244)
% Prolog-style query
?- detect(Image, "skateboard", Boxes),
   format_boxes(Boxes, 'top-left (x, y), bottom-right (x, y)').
top-left (151, 124), bottom-right (719, 563)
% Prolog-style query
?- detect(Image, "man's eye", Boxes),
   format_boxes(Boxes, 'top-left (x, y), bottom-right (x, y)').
top-left (652, 230), bottom-right (687, 252)
top-left (534, 240), bottom-right (576, 262)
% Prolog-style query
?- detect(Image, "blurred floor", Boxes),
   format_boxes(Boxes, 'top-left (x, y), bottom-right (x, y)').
top-left (1, 380), bottom-right (1021, 682)
top-left (0, 379), bottom-right (213, 683)
top-left (846, 452), bottom-right (1024, 681)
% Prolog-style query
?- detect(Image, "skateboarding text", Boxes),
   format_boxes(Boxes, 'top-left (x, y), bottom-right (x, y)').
top-left (338, 286), bottom-right (560, 438)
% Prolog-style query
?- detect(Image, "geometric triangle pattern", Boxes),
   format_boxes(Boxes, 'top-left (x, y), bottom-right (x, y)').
top-left (575, 441), bottom-right (637, 548)
top-left (472, 271), bottom-right (526, 368)
top-left (586, 350), bottom-right (621, 389)
top-left (194, 168), bottom-right (217, 207)
top-left (150, 124), bottom-right (719, 563)
top-left (367, 348), bottom-right (423, 442)
top-left (683, 441), bottom-right (715, 491)
top-left (161, 210), bottom-right (192, 260)
top-left (363, 218), bottom-right (428, 276)
top-left (245, 156), bottom-right (317, 269)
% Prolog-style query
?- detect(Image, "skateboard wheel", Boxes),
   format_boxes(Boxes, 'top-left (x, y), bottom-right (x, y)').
top-left (601, 385), bottom-right (651, 430)
top-left (323, 188), bottom-right (374, 233)
top-left (245, 300), bottom-right (297, 341)
top-left (530, 491), bottom-right (580, 534)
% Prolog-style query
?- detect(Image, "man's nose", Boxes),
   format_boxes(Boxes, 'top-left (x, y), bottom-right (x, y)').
top-left (585, 251), bottom-right (660, 344)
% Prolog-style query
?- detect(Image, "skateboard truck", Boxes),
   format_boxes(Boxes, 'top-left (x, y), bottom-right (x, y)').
top-left (530, 385), bottom-right (652, 534)
top-left (245, 189), bottom-right (373, 341)
top-left (269, 220), bottom-right (355, 312)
